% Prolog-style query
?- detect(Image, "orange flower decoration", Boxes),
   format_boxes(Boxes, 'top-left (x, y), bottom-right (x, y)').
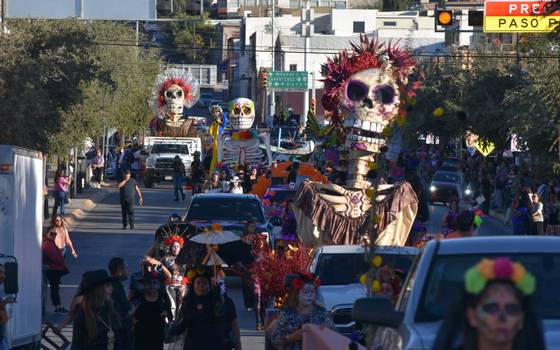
top-left (210, 223), bottom-right (223, 232)
top-left (478, 259), bottom-right (495, 279)
top-left (511, 262), bottom-right (526, 283)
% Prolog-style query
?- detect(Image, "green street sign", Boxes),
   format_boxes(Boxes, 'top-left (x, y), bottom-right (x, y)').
top-left (268, 71), bottom-right (308, 91)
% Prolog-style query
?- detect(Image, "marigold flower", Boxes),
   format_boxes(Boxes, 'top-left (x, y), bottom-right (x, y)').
top-left (511, 262), bottom-right (526, 283)
top-left (478, 259), bottom-right (495, 279)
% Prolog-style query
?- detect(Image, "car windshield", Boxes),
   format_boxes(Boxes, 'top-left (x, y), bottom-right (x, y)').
top-left (152, 144), bottom-right (189, 154)
top-left (416, 253), bottom-right (560, 322)
top-left (187, 197), bottom-right (265, 223)
top-left (315, 253), bottom-right (417, 286)
top-left (433, 172), bottom-right (459, 183)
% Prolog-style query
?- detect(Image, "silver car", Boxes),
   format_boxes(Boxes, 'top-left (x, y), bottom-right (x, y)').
top-left (354, 236), bottom-right (560, 349)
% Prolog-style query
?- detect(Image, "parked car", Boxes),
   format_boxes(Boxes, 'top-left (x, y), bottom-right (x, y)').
top-left (437, 157), bottom-right (461, 172)
top-left (263, 245), bottom-right (419, 349)
top-left (184, 193), bottom-right (272, 241)
top-left (353, 236), bottom-right (560, 350)
top-left (429, 170), bottom-right (465, 204)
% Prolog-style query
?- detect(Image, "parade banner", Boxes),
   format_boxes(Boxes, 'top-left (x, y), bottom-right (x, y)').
top-left (484, 0), bottom-right (560, 32)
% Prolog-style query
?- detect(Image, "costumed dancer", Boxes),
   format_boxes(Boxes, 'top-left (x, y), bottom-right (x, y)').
top-left (160, 235), bottom-right (188, 321)
top-left (148, 68), bottom-right (200, 137)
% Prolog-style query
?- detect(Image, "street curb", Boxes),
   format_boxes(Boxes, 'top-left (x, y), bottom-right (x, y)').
top-left (64, 190), bottom-right (110, 227)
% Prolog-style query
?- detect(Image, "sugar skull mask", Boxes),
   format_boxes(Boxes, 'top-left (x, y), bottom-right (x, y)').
top-left (229, 98), bottom-right (255, 130)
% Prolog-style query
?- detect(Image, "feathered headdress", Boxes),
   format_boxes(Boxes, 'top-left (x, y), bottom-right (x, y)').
top-left (164, 234), bottom-right (185, 247)
top-left (321, 35), bottom-right (420, 115)
top-left (149, 68), bottom-right (200, 113)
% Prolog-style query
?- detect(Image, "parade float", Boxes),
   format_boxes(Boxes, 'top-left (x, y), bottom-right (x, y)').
top-left (143, 68), bottom-right (203, 187)
top-left (212, 98), bottom-right (272, 172)
top-left (292, 36), bottom-right (422, 247)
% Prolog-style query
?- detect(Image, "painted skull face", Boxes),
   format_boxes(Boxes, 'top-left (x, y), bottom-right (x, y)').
top-left (342, 68), bottom-right (400, 153)
top-left (164, 84), bottom-right (185, 116)
top-left (229, 98), bottom-right (255, 130)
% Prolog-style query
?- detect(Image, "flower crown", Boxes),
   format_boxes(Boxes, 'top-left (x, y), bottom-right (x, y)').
top-left (291, 272), bottom-right (321, 290)
top-left (465, 257), bottom-right (536, 296)
top-left (186, 266), bottom-right (211, 284)
top-left (163, 235), bottom-right (185, 247)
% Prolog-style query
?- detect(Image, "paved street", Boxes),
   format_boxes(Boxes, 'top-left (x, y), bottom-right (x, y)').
top-left (426, 203), bottom-right (511, 236)
top-left (46, 184), bottom-right (265, 349)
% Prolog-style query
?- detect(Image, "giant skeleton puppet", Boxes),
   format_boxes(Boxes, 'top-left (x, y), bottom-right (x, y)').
top-left (219, 98), bottom-right (270, 169)
top-left (293, 36), bottom-right (420, 247)
top-left (149, 68), bottom-right (200, 137)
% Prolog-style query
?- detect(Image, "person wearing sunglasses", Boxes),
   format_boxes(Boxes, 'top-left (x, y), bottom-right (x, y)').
top-left (433, 257), bottom-right (545, 350)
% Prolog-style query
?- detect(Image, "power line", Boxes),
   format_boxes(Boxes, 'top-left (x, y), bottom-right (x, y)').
top-left (94, 39), bottom-right (560, 59)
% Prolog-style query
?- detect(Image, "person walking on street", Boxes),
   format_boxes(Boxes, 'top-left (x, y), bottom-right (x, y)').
top-left (71, 270), bottom-right (124, 350)
top-left (190, 151), bottom-right (203, 194)
top-left (50, 215), bottom-right (78, 258)
top-left (92, 148), bottom-right (105, 183)
top-left (118, 170), bottom-right (143, 230)
top-left (133, 277), bottom-right (168, 350)
top-left (52, 169), bottom-right (71, 218)
top-left (172, 155), bottom-right (186, 201)
top-left (43, 229), bottom-right (69, 314)
top-left (531, 193), bottom-right (544, 235)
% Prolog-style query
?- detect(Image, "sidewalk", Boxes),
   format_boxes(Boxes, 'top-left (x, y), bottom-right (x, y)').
top-left (44, 183), bottom-right (113, 227)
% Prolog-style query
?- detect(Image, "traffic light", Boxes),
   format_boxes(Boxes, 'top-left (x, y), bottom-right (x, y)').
top-left (468, 11), bottom-right (484, 26)
top-left (259, 71), bottom-right (268, 89)
top-left (436, 10), bottom-right (454, 26)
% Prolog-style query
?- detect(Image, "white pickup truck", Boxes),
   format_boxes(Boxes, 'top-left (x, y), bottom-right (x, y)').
top-left (264, 245), bottom-right (418, 349)
top-left (143, 136), bottom-right (202, 188)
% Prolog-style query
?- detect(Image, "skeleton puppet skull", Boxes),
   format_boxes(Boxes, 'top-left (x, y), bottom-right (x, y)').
top-left (165, 84), bottom-right (186, 116)
top-left (229, 98), bottom-right (255, 130)
top-left (343, 68), bottom-right (400, 154)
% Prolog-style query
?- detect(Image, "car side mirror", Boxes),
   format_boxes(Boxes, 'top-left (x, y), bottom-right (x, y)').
top-left (4, 262), bottom-right (18, 294)
top-left (270, 216), bottom-right (282, 226)
top-left (352, 297), bottom-right (403, 328)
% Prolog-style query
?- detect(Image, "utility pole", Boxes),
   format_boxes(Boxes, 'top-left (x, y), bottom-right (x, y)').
top-left (301, 0), bottom-right (312, 126)
top-left (268, 0), bottom-right (276, 125)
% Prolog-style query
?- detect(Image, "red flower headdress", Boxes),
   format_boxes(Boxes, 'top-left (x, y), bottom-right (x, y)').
top-left (163, 235), bottom-right (185, 247)
top-left (321, 35), bottom-right (420, 117)
top-left (149, 68), bottom-right (200, 113)
top-left (291, 272), bottom-right (321, 290)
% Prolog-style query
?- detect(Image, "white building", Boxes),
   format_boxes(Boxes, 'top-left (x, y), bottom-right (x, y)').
top-left (232, 8), bottom-right (448, 117)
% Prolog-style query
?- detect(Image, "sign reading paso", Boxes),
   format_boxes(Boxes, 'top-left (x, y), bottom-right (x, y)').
top-left (484, 0), bottom-right (560, 32)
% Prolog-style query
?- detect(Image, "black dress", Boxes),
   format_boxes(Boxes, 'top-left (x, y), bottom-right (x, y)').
top-left (173, 292), bottom-right (226, 350)
top-left (133, 297), bottom-right (166, 350)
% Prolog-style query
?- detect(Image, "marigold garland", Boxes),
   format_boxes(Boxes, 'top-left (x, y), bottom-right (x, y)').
top-left (465, 257), bottom-right (536, 296)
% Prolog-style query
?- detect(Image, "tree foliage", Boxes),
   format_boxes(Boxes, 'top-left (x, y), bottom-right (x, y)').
top-left (0, 20), bottom-right (160, 155)
top-left (164, 14), bottom-right (215, 64)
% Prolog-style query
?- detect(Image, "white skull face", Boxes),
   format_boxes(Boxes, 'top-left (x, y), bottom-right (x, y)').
top-left (164, 84), bottom-right (185, 116)
top-left (342, 68), bottom-right (400, 153)
top-left (229, 98), bottom-right (255, 130)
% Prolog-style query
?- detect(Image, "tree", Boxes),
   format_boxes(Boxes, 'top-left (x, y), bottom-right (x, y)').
top-left (164, 14), bottom-right (215, 64)
top-left (0, 20), bottom-right (160, 155)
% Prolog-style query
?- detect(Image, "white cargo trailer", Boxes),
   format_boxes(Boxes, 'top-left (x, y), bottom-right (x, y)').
top-left (0, 146), bottom-right (43, 348)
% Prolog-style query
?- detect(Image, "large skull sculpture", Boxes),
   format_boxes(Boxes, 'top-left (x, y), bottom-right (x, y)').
top-left (343, 68), bottom-right (399, 154)
top-left (229, 98), bottom-right (255, 130)
top-left (165, 84), bottom-right (186, 117)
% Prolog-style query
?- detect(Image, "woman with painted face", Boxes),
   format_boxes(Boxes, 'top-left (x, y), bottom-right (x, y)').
top-left (432, 258), bottom-right (545, 350)
top-left (270, 273), bottom-right (335, 350)
top-left (171, 268), bottom-right (227, 350)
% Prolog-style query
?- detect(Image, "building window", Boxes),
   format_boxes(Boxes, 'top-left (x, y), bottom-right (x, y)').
top-left (383, 21), bottom-right (397, 26)
top-left (289, 64), bottom-right (298, 71)
top-left (353, 21), bottom-right (365, 33)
